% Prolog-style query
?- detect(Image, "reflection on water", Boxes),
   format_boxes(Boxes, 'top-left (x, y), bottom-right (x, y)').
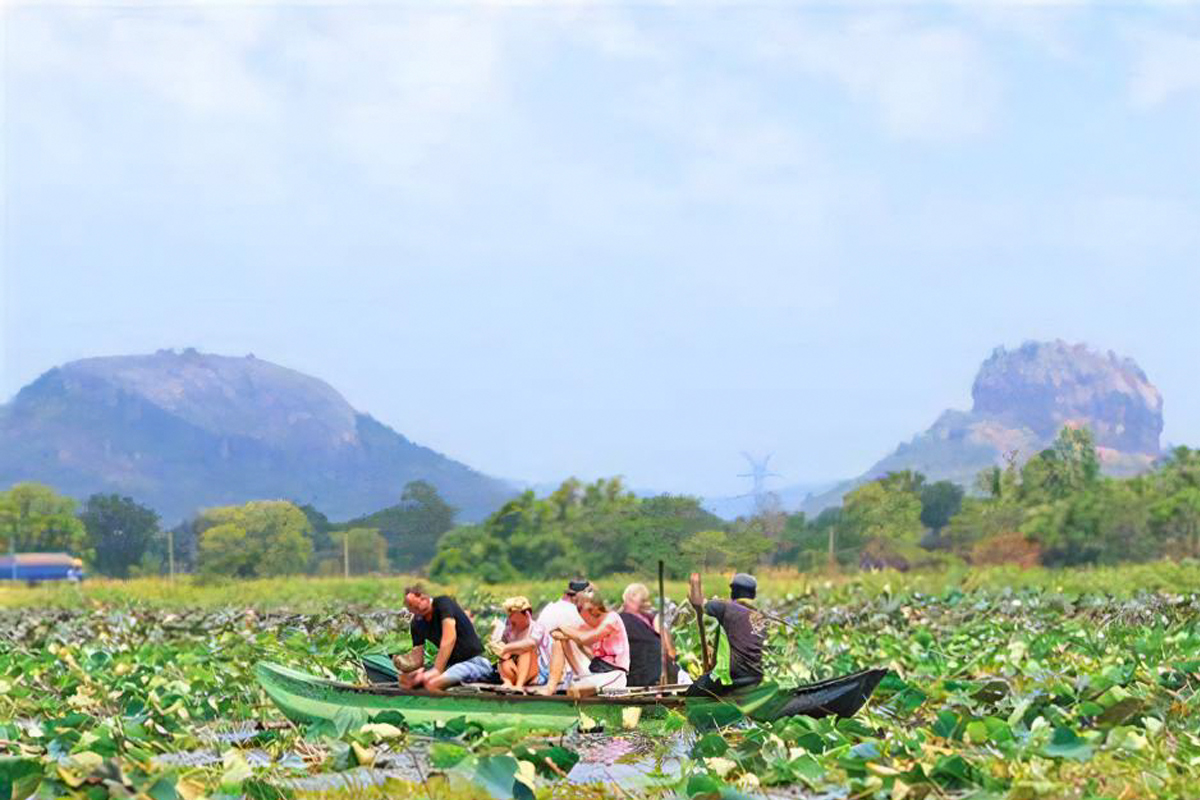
top-left (565, 731), bottom-right (690, 787)
top-left (150, 726), bottom-right (842, 797)
top-left (155, 724), bottom-right (693, 791)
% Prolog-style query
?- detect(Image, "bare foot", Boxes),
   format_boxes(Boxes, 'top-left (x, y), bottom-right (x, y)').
top-left (532, 684), bottom-right (557, 696)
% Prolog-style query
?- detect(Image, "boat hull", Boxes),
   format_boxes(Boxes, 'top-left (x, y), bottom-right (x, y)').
top-left (256, 662), bottom-right (887, 733)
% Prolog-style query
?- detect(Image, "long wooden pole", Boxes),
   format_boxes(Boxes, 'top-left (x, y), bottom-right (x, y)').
top-left (658, 561), bottom-right (668, 687)
top-left (343, 532), bottom-right (350, 579)
top-left (690, 574), bottom-right (711, 673)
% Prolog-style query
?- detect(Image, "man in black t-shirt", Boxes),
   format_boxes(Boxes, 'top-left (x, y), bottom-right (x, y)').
top-left (685, 572), bottom-right (767, 697)
top-left (396, 585), bottom-right (491, 691)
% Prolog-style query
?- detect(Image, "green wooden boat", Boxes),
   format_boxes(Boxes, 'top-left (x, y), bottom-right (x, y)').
top-left (255, 661), bottom-right (887, 733)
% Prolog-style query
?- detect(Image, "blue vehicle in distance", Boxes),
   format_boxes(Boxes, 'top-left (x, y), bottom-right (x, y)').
top-left (0, 553), bottom-right (85, 584)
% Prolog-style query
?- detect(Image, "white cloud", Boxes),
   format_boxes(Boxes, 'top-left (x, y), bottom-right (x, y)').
top-left (1127, 28), bottom-right (1200, 109)
top-left (763, 14), bottom-right (1002, 142)
top-left (278, 12), bottom-right (507, 189)
top-left (8, 7), bottom-right (276, 118)
top-left (6, 5), bottom-right (511, 200)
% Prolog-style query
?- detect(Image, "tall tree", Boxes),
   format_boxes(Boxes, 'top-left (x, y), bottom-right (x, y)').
top-left (79, 494), bottom-right (161, 578)
top-left (842, 479), bottom-right (923, 546)
top-left (196, 500), bottom-right (313, 577)
top-left (335, 527), bottom-right (389, 575)
top-left (395, 480), bottom-right (456, 570)
top-left (680, 529), bottom-right (732, 572)
top-left (340, 481), bottom-right (457, 572)
top-left (296, 503), bottom-right (336, 564)
top-left (629, 495), bottom-right (727, 576)
top-left (0, 483), bottom-right (89, 558)
top-left (919, 481), bottom-right (965, 533)
top-left (1021, 427), bottom-right (1101, 502)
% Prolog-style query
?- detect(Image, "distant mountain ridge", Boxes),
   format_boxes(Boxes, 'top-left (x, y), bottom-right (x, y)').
top-left (0, 349), bottom-right (516, 523)
top-left (802, 340), bottom-right (1164, 513)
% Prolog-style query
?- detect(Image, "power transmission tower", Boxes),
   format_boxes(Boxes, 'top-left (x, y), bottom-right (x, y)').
top-left (738, 452), bottom-right (782, 515)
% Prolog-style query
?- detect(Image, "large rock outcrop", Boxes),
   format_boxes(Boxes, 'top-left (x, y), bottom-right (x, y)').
top-left (0, 349), bottom-right (515, 523)
top-left (802, 340), bottom-right (1163, 513)
top-left (971, 341), bottom-right (1162, 457)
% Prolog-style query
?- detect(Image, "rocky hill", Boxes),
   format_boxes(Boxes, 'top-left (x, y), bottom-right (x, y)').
top-left (0, 350), bottom-right (516, 523)
top-left (802, 340), bottom-right (1164, 513)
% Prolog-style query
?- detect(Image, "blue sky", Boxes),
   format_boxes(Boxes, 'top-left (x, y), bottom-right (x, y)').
top-left (3, 1), bottom-right (1200, 497)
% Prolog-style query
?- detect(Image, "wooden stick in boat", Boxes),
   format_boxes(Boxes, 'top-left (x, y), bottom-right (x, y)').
top-left (658, 560), bottom-right (669, 687)
top-left (689, 572), bottom-right (712, 672)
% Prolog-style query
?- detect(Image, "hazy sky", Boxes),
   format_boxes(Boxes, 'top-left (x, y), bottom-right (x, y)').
top-left (3, 1), bottom-right (1199, 497)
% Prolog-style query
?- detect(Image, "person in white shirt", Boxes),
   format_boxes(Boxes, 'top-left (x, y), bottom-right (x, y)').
top-left (490, 596), bottom-right (550, 691)
top-left (532, 578), bottom-right (590, 695)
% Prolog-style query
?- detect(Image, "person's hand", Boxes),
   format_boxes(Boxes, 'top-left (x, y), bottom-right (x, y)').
top-left (551, 630), bottom-right (567, 641)
top-left (661, 599), bottom-right (680, 628)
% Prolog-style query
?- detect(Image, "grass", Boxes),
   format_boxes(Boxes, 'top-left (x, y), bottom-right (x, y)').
top-left (5, 559), bottom-right (1200, 610)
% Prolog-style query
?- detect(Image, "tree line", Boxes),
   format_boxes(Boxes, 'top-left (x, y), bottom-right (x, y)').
top-left (3, 426), bottom-right (1199, 580)
top-left (781, 428), bottom-right (1200, 570)
top-left (0, 480), bottom-right (456, 580)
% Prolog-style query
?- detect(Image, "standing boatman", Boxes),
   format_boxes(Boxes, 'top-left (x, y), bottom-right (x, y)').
top-left (686, 571), bottom-right (767, 696)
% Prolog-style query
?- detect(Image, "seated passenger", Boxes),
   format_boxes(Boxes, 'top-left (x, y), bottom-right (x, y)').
top-left (619, 582), bottom-right (683, 686)
top-left (685, 572), bottom-right (767, 697)
top-left (532, 579), bottom-right (590, 694)
top-left (553, 591), bottom-right (630, 697)
top-left (491, 596), bottom-right (550, 691)
top-left (395, 585), bottom-right (491, 692)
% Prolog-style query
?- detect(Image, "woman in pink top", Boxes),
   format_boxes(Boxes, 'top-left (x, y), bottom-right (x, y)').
top-left (553, 591), bottom-right (629, 696)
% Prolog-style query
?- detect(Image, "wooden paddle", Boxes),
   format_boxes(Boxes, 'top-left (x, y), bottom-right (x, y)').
top-left (688, 572), bottom-right (712, 672)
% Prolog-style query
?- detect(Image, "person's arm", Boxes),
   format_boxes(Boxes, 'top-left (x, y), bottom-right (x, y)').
top-left (501, 633), bottom-right (537, 656)
top-left (703, 599), bottom-right (728, 621)
top-left (431, 616), bottom-right (457, 674)
top-left (501, 622), bottom-right (541, 656)
top-left (564, 618), bottom-right (615, 647)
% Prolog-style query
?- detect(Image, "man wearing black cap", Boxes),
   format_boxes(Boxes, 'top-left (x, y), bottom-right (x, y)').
top-left (686, 572), bottom-right (767, 696)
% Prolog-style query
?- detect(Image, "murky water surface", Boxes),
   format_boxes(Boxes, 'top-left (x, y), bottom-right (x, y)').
top-left (150, 723), bottom-right (694, 792)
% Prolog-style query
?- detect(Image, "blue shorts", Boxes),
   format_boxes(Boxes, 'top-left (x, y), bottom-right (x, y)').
top-left (440, 656), bottom-right (493, 686)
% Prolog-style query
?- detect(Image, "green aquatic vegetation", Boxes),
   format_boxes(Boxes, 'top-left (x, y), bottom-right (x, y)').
top-left (2, 565), bottom-right (1200, 799)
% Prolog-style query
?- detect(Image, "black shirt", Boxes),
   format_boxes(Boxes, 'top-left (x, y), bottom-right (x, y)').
top-left (411, 596), bottom-right (484, 667)
top-left (704, 599), bottom-right (766, 681)
top-left (620, 611), bottom-right (663, 686)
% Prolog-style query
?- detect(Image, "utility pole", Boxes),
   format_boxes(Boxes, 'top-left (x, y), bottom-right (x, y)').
top-left (167, 528), bottom-right (175, 581)
top-left (343, 532), bottom-right (350, 579)
top-left (828, 524), bottom-right (836, 570)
